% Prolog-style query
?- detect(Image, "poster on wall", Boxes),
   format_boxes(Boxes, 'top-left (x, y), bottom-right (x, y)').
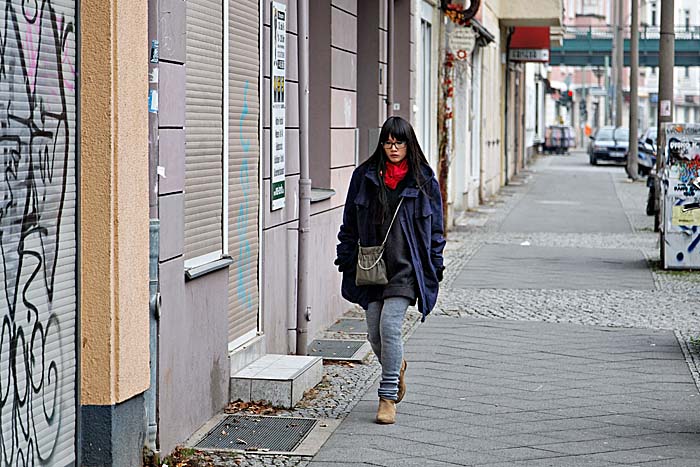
top-left (662, 123), bottom-right (700, 269)
top-left (271, 1), bottom-right (287, 211)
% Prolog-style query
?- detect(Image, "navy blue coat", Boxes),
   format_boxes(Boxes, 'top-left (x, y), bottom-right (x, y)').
top-left (335, 162), bottom-right (446, 321)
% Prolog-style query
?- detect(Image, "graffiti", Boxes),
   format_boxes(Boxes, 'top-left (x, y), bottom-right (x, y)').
top-left (238, 81), bottom-right (251, 154)
top-left (0, 0), bottom-right (76, 464)
top-left (236, 81), bottom-right (253, 310)
top-left (677, 159), bottom-right (700, 184)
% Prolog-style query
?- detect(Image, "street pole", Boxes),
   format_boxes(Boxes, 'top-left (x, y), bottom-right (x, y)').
top-left (610, 1), bottom-right (617, 126)
top-left (627, 0), bottom-right (639, 180)
top-left (387, 0), bottom-right (395, 117)
top-left (604, 55), bottom-right (611, 125)
top-left (614, 0), bottom-right (624, 128)
top-left (654, 0), bottom-right (674, 232)
top-left (296, 0), bottom-right (311, 355)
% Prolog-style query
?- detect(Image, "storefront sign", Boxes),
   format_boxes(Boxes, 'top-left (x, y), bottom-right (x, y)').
top-left (509, 27), bottom-right (550, 63)
top-left (509, 48), bottom-right (549, 62)
top-left (271, 1), bottom-right (286, 211)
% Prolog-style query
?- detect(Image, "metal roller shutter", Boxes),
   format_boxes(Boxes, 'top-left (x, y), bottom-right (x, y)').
top-left (185, 0), bottom-right (224, 262)
top-left (0, 1), bottom-right (78, 464)
top-left (227, 0), bottom-right (260, 344)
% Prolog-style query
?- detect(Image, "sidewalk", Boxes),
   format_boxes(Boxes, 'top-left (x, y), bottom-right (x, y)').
top-left (312, 318), bottom-right (700, 466)
top-left (180, 152), bottom-right (700, 467)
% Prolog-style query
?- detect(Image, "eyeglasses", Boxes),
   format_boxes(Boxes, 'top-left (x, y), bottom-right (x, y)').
top-left (383, 141), bottom-right (407, 149)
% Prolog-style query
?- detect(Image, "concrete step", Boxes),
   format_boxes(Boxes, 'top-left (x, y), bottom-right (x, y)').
top-left (230, 354), bottom-right (323, 409)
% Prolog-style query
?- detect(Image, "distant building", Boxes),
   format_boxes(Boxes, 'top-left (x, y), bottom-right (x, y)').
top-left (549, 0), bottom-right (699, 139)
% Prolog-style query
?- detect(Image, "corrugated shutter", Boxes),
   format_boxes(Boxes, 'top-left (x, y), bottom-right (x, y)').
top-left (227, 0), bottom-right (260, 343)
top-left (0, 1), bottom-right (78, 463)
top-left (185, 0), bottom-right (224, 261)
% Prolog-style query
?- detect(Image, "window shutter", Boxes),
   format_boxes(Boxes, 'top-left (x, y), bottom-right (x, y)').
top-left (227, 0), bottom-right (260, 343)
top-left (185, 0), bottom-right (224, 261)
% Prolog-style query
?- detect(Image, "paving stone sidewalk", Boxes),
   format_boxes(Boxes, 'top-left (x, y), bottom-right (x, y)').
top-left (309, 318), bottom-right (700, 466)
top-left (307, 153), bottom-right (700, 466)
top-left (183, 153), bottom-right (700, 466)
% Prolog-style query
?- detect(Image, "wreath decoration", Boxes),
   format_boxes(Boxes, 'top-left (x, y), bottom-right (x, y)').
top-left (441, 0), bottom-right (481, 26)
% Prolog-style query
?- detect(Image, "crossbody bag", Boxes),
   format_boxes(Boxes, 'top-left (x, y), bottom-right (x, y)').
top-left (355, 198), bottom-right (404, 286)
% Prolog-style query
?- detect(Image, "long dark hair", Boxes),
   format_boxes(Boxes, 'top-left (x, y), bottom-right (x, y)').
top-left (362, 116), bottom-right (431, 222)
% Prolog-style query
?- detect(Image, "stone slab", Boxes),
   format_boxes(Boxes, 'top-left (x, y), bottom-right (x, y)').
top-left (454, 244), bottom-right (654, 289)
top-left (311, 318), bottom-right (700, 465)
top-left (230, 354), bottom-right (323, 408)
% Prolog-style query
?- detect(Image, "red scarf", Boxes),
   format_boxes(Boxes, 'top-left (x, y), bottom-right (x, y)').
top-left (382, 159), bottom-right (409, 189)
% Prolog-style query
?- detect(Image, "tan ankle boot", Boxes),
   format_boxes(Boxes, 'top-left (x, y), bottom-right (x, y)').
top-left (397, 360), bottom-right (407, 403)
top-left (376, 398), bottom-right (396, 424)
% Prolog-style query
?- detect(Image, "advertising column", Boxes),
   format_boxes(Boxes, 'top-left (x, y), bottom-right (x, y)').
top-left (271, 2), bottom-right (286, 210)
top-left (662, 123), bottom-right (700, 269)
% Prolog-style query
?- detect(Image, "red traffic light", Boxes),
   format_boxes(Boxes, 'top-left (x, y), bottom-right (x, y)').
top-left (567, 90), bottom-right (573, 97)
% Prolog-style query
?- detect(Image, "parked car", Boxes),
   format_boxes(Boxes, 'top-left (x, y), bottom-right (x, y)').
top-left (636, 127), bottom-right (657, 176)
top-left (588, 126), bottom-right (629, 165)
top-left (543, 125), bottom-right (575, 154)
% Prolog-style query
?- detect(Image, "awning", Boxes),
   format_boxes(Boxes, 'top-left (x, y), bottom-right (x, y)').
top-left (471, 18), bottom-right (495, 47)
top-left (509, 27), bottom-right (551, 62)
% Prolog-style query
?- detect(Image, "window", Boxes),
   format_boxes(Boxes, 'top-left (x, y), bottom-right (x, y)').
top-left (419, 18), bottom-right (432, 154)
top-left (582, 0), bottom-right (597, 16)
top-left (651, 2), bottom-right (657, 26)
top-left (309, 3), bottom-right (332, 189)
top-left (184, 0), bottom-right (225, 266)
top-left (417, 1), bottom-right (435, 167)
top-left (685, 9), bottom-right (690, 32)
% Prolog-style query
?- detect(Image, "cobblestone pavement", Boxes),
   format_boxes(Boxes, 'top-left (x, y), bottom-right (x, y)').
top-left (183, 153), bottom-right (700, 466)
top-left (436, 154), bottom-right (699, 371)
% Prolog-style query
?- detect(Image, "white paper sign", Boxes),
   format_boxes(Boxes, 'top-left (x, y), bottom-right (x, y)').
top-left (271, 2), bottom-right (287, 211)
top-left (660, 100), bottom-right (672, 117)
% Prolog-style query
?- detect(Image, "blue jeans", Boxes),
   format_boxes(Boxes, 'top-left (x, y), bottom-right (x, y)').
top-left (366, 297), bottom-right (410, 401)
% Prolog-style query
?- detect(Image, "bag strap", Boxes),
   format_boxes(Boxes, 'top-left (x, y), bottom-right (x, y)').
top-left (380, 198), bottom-right (404, 247)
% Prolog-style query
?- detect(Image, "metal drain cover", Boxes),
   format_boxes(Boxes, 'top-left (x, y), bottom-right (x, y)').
top-left (307, 339), bottom-right (367, 360)
top-left (328, 318), bottom-right (367, 334)
top-left (195, 415), bottom-right (317, 453)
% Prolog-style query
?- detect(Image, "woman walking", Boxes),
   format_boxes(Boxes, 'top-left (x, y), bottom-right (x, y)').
top-left (334, 116), bottom-right (446, 424)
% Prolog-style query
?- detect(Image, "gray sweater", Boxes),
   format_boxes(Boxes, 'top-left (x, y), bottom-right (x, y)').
top-left (368, 177), bottom-right (417, 304)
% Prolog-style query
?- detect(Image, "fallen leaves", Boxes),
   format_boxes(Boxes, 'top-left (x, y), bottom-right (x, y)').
top-left (225, 400), bottom-right (279, 416)
top-left (324, 360), bottom-right (355, 368)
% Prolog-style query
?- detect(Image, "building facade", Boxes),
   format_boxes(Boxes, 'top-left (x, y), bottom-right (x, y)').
top-left (445, 0), bottom-right (561, 224)
top-left (0, 1), bottom-right (562, 465)
top-left (550, 0), bottom-right (700, 142)
top-left (642, 0), bottom-right (700, 126)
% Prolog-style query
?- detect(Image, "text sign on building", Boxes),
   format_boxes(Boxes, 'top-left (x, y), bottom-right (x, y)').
top-left (509, 27), bottom-right (551, 63)
top-left (448, 27), bottom-right (476, 60)
top-left (509, 49), bottom-right (549, 62)
top-left (271, 1), bottom-right (286, 211)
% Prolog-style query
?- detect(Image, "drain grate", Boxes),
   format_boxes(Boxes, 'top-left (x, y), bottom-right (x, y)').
top-left (328, 318), bottom-right (367, 334)
top-left (195, 415), bottom-right (317, 452)
top-left (307, 339), bottom-right (366, 360)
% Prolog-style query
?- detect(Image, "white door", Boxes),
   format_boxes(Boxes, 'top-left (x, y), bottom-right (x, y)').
top-left (471, 47), bottom-right (482, 187)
